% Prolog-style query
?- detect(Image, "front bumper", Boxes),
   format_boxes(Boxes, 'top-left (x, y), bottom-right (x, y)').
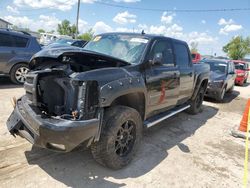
top-left (6, 96), bottom-right (100, 152)
top-left (235, 76), bottom-right (245, 85)
top-left (205, 84), bottom-right (222, 99)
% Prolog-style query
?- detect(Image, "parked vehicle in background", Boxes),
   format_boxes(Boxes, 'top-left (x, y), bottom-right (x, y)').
top-left (233, 60), bottom-right (249, 86)
top-left (45, 39), bottom-right (87, 49)
top-left (39, 33), bottom-right (72, 46)
top-left (7, 33), bottom-right (210, 169)
top-left (192, 52), bottom-right (201, 63)
top-left (202, 59), bottom-right (236, 102)
top-left (0, 29), bottom-right (41, 84)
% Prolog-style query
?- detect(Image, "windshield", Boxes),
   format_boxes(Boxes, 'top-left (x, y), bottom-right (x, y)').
top-left (83, 34), bottom-right (149, 64)
top-left (234, 63), bottom-right (246, 70)
top-left (204, 61), bottom-right (227, 74)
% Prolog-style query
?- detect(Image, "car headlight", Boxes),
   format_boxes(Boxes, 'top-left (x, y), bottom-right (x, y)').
top-left (237, 73), bottom-right (245, 76)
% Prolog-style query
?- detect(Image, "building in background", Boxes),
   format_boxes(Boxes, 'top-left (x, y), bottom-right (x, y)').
top-left (0, 18), bottom-right (12, 29)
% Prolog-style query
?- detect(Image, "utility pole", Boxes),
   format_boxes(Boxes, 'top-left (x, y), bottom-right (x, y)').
top-left (76, 0), bottom-right (80, 38)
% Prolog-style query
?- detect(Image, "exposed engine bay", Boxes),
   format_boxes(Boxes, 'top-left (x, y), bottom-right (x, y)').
top-left (25, 50), bottom-right (129, 120)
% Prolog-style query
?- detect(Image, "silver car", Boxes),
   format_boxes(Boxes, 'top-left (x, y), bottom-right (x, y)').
top-left (0, 29), bottom-right (41, 84)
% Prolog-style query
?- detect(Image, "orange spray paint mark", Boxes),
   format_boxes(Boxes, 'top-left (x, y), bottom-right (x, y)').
top-left (158, 80), bottom-right (166, 104)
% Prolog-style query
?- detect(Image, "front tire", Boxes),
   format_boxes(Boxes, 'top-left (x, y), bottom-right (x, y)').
top-left (91, 106), bottom-right (142, 169)
top-left (216, 87), bottom-right (226, 102)
top-left (10, 63), bottom-right (29, 84)
top-left (228, 85), bottom-right (234, 93)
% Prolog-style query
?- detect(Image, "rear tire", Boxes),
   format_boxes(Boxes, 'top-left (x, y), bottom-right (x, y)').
top-left (244, 78), bottom-right (247, 83)
top-left (91, 105), bottom-right (142, 169)
top-left (187, 86), bottom-right (205, 115)
top-left (10, 63), bottom-right (29, 84)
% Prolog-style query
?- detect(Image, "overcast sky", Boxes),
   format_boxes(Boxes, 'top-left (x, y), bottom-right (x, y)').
top-left (0, 0), bottom-right (249, 56)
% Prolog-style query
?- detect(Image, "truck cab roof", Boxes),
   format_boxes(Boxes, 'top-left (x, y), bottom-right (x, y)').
top-left (98, 32), bottom-right (188, 45)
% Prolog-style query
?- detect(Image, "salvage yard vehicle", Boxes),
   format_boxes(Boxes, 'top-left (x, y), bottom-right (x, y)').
top-left (233, 60), bottom-right (249, 86)
top-left (6, 33), bottom-right (210, 169)
top-left (202, 59), bottom-right (236, 102)
top-left (44, 39), bottom-right (87, 49)
top-left (191, 52), bottom-right (201, 63)
top-left (0, 29), bottom-right (41, 84)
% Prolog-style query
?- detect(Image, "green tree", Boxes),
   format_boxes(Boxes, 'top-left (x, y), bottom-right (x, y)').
top-left (78, 29), bottom-right (94, 41)
top-left (223, 36), bottom-right (250, 60)
top-left (190, 42), bottom-right (198, 53)
top-left (48, 30), bottom-right (55, 34)
top-left (37, 29), bottom-right (45, 33)
top-left (57, 20), bottom-right (76, 37)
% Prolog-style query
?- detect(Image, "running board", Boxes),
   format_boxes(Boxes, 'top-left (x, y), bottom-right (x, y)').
top-left (144, 105), bottom-right (190, 128)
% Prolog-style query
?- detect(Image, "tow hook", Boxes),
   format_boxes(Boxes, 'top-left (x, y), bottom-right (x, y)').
top-left (72, 110), bottom-right (78, 120)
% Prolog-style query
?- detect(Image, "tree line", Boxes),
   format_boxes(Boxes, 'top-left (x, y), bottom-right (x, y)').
top-left (37, 19), bottom-right (94, 41)
top-left (190, 36), bottom-right (250, 60)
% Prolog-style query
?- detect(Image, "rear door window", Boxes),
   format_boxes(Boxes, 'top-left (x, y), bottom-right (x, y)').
top-left (0, 33), bottom-right (13, 47)
top-left (12, 35), bottom-right (29, 48)
top-left (174, 43), bottom-right (191, 67)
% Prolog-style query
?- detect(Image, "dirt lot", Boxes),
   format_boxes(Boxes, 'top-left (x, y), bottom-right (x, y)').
top-left (0, 76), bottom-right (249, 188)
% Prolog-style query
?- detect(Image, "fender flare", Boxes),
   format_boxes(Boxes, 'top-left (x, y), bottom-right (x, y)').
top-left (99, 76), bottom-right (147, 109)
top-left (191, 73), bottom-right (209, 100)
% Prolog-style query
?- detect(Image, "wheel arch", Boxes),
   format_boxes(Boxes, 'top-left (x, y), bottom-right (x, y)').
top-left (191, 77), bottom-right (208, 100)
top-left (9, 61), bottom-right (29, 74)
top-left (110, 92), bottom-right (146, 120)
top-left (99, 76), bottom-right (147, 120)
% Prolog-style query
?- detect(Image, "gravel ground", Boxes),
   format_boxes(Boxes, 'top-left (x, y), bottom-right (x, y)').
top-left (0, 76), bottom-right (249, 188)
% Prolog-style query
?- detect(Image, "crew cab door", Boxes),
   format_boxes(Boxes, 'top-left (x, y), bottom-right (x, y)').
top-left (145, 39), bottom-right (180, 116)
top-left (173, 42), bottom-right (194, 104)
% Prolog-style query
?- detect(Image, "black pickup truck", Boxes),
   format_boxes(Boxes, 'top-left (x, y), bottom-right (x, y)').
top-left (7, 33), bottom-right (210, 169)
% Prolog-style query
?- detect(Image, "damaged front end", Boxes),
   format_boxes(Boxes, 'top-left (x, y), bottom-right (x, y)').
top-left (25, 69), bottom-right (99, 121)
top-left (6, 48), bottom-right (129, 151)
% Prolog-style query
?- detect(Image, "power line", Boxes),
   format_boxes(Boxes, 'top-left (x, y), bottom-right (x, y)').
top-left (95, 1), bottom-right (250, 13)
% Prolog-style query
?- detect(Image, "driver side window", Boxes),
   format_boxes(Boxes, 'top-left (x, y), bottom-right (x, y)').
top-left (150, 40), bottom-right (174, 66)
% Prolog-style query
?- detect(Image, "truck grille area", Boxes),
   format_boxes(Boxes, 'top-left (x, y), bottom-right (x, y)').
top-left (24, 70), bottom-right (99, 120)
top-left (36, 71), bottom-right (73, 116)
top-left (24, 73), bottom-right (38, 104)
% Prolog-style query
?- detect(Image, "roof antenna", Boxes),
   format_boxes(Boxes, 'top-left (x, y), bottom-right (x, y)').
top-left (141, 30), bottom-right (145, 35)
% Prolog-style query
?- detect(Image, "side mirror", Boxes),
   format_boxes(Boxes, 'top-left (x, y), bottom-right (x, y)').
top-left (151, 53), bottom-right (163, 65)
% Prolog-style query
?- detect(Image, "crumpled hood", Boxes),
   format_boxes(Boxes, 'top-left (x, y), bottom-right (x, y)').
top-left (209, 71), bottom-right (226, 81)
top-left (29, 47), bottom-right (130, 69)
